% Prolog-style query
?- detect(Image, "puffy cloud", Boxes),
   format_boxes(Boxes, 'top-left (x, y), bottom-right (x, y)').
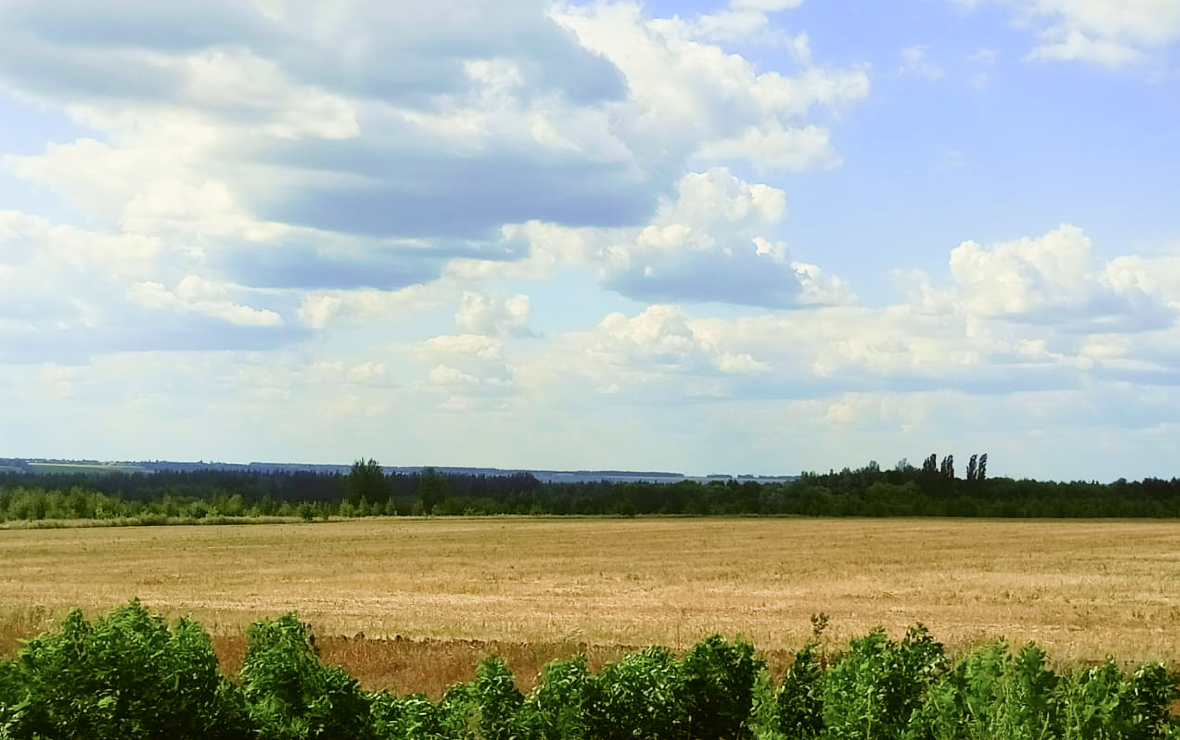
top-left (675, 0), bottom-right (806, 44)
top-left (296, 284), bottom-right (444, 330)
top-left (1102, 254), bottom-right (1180, 309)
top-left (428, 364), bottom-right (483, 388)
top-left (1028, 0), bottom-right (1180, 66)
top-left (554, 1), bottom-right (869, 174)
top-left (0, 210), bottom-right (161, 280)
top-left (960, 0), bottom-right (1180, 68)
top-left (454, 292), bottom-right (534, 337)
top-left (419, 334), bottom-right (504, 361)
top-left (0, 0), bottom-right (869, 326)
top-left (0, 0), bottom-right (625, 109)
top-left (651, 227), bottom-right (1180, 400)
top-left (948, 224), bottom-right (1174, 332)
top-left (0, 212), bottom-right (302, 360)
top-left (0, 0), bottom-right (648, 255)
top-left (714, 352), bottom-right (771, 375)
top-left (128, 276), bottom-right (284, 327)
top-left (599, 168), bottom-right (851, 307)
top-left (596, 305), bottom-right (700, 362)
top-left (416, 330), bottom-right (515, 409)
top-left (507, 304), bottom-right (777, 405)
top-left (296, 295), bottom-right (342, 330)
top-left (441, 167), bottom-right (853, 309)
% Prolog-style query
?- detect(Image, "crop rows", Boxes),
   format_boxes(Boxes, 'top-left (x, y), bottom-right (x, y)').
top-left (1, 600), bottom-right (1178, 739)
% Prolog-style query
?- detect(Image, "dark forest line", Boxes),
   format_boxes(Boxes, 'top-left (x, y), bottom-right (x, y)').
top-left (3, 454), bottom-right (1180, 522)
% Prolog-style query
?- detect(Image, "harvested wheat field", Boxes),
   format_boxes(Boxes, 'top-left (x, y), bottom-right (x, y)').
top-left (3, 517), bottom-right (1180, 693)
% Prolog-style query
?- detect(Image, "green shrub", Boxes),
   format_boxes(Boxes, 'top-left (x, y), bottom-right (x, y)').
top-left (370, 692), bottom-right (452, 740)
top-left (0, 660), bottom-right (16, 725)
top-left (904, 640), bottom-right (1008, 740)
top-left (990, 643), bottom-right (1060, 740)
top-left (679, 635), bottom-right (763, 740)
top-left (583, 646), bottom-right (687, 740)
top-left (0, 600), bottom-right (250, 740)
top-left (774, 641), bottom-right (826, 739)
top-left (523, 654), bottom-right (594, 740)
top-left (822, 625), bottom-right (947, 740)
top-left (435, 655), bottom-right (526, 740)
top-left (2, 606), bottom-right (1178, 740)
top-left (239, 613), bottom-right (374, 740)
top-left (1059, 659), bottom-right (1177, 740)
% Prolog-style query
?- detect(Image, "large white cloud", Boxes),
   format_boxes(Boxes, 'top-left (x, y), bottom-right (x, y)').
top-left (555, 1), bottom-right (868, 174)
top-left (0, 0), bottom-right (635, 263)
top-left (0, 0), bottom-right (868, 353)
top-left (0, 0), bottom-right (868, 250)
top-left (948, 224), bottom-right (1174, 332)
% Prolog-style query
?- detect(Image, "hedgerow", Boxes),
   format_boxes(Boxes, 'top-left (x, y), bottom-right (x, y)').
top-left (1, 601), bottom-right (1178, 740)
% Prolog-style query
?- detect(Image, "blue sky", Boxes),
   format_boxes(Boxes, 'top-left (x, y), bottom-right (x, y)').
top-left (1, 0), bottom-right (1179, 480)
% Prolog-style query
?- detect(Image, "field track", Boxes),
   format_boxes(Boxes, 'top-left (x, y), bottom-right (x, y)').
top-left (3, 517), bottom-right (1180, 691)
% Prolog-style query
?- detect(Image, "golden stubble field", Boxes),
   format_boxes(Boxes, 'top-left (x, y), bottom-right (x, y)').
top-left (3, 518), bottom-right (1180, 691)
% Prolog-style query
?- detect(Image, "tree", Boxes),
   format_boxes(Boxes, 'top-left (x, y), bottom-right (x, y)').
top-left (966, 454), bottom-right (978, 482)
top-left (939, 455), bottom-right (955, 480)
top-left (978, 453), bottom-right (988, 482)
top-left (345, 458), bottom-right (388, 506)
top-left (418, 467), bottom-right (448, 515)
top-left (922, 454), bottom-right (938, 476)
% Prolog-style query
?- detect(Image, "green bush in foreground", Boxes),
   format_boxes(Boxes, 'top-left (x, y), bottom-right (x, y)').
top-left (2, 600), bottom-right (1179, 740)
top-left (0, 599), bottom-right (250, 740)
top-left (239, 613), bottom-right (375, 740)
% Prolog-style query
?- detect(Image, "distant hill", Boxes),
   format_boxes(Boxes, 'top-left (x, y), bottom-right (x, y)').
top-left (6, 457), bottom-right (798, 484)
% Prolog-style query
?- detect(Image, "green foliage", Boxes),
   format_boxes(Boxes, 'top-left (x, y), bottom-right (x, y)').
top-left (8, 454), bottom-right (1180, 520)
top-left (347, 458), bottom-right (388, 506)
top-left (524, 654), bottom-right (594, 740)
top-left (2, 604), bottom-right (1179, 740)
top-left (435, 655), bottom-right (526, 740)
top-left (903, 639), bottom-right (1006, 740)
top-left (822, 625), bottom-right (947, 740)
top-left (418, 467), bottom-right (449, 515)
top-left (990, 643), bottom-right (1060, 740)
top-left (370, 692), bottom-right (454, 740)
top-left (904, 641), bottom-right (1179, 740)
top-left (679, 635), bottom-right (764, 740)
top-left (239, 613), bottom-right (374, 740)
top-left (774, 641), bottom-right (826, 739)
top-left (0, 660), bottom-right (17, 731)
top-left (583, 645), bottom-right (687, 740)
top-left (577, 635), bottom-right (763, 740)
top-left (0, 600), bottom-right (250, 740)
top-left (1058, 659), bottom-right (1177, 740)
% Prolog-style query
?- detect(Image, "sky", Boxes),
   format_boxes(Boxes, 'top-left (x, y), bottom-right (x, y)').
top-left (1, 0), bottom-right (1179, 480)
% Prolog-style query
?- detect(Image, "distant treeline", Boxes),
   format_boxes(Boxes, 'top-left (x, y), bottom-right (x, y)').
top-left (2, 454), bottom-right (1180, 522)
